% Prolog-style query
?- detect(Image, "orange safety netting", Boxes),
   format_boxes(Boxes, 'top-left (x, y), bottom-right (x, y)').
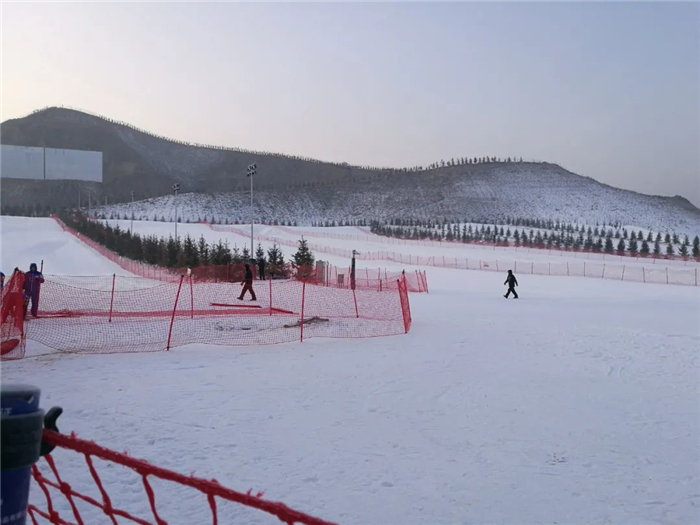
top-left (13, 274), bottom-right (411, 356)
top-left (29, 429), bottom-right (338, 525)
top-left (1, 269), bottom-right (27, 359)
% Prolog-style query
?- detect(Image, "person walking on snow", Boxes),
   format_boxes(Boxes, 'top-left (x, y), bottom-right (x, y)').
top-left (503, 269), bottom-right (518, 299)
top-left (23, 262), bottom-right (45, 317)
top-left (257, 258), bottom-right (266, 281)
top-left (238, 263), bottom-right (257, 301)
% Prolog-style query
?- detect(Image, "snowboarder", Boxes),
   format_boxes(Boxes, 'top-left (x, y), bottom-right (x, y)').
top-left (23, 262), bottom-right (45, 317)
top-left (503, 269), bottom-right (518, 299)
top-left (257, 258), bottom-right (266, 281)
top-left (238, 263), bottom-right (257, 301)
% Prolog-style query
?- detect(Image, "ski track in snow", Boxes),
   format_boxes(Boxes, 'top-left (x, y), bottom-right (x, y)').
top-left (2, 216), bottom-right (699, 525)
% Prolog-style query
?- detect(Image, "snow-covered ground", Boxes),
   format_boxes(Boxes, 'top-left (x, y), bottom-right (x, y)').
top-left (2, 217), bottom-right (699, 524)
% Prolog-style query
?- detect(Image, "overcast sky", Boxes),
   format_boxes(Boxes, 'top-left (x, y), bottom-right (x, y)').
top-left (3, 2), bottom-right (699, 206)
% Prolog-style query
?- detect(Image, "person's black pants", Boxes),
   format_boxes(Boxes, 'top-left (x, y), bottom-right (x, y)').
top-left (505, 286), bottom-right (518, 298)
top-left (238, 281), bottom-right (257, 300)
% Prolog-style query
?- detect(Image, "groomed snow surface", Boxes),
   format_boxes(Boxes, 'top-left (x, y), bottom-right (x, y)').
top-left (2, 216), bottom-right (699, 525)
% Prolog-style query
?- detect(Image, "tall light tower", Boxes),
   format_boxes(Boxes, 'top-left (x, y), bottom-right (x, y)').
top-left (172, 183), bottom-right (180, 241)
top-left (246, 163), bottom-right (257, 258)
top-left (130, 191), bottom-right (135, 234)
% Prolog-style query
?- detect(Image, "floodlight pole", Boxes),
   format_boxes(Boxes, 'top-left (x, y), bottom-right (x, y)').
top-left (172, 183), bottom-right (180, 241)
top-left (247, 163), bottom-right (257, 258)
top-left (130, 191), bottom-right (135, 234)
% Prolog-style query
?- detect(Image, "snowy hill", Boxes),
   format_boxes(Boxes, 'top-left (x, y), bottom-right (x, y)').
top-left (3, 107), bottom-right (700, 235)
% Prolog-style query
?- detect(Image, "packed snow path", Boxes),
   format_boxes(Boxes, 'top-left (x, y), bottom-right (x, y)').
top-left (2, 217), bottom-right (699, 524)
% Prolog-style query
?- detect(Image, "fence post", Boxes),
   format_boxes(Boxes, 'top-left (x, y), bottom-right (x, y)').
top-left (269, 279), bottom-right (273, 315)
top-left (548, 262), bottom-right (551, 276)
top-left (621, 265), bottom-right (625, 281)
top-left (352, 287), bottom-right (359, 318)
top-left (602, 263), bottom-right (605, 279)
top-left (696, 268), bottom-right (698, 287)
top-left (531, 262), bottom-right (534, 274)
top-left (166, 275), bottom-right (185, 350)
top-left (300, 280), bottom-right (306, 342)
top-left (567, 262), bottom-right (569, 276)
top-left (189, 272), bottom-right (194, 319)
top-left (584, 262), bottom-right (586, 277)
top-left (666, 267), bottom-right (669, 284)
top-left (643, 267), bottom-right (646, 283)
top-left (108, 274), bottom-right (116, 323)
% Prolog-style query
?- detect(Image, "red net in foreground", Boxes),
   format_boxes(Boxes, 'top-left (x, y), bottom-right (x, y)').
top-left (9, 274), bottom-right (411, 357)
top-left (29, 429), bottom-right (338, 525)
top-left (1, 270), bottom-right (27, 360)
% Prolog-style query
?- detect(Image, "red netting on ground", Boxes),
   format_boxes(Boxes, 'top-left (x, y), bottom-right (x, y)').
top-left (29, 429), bottom-right (338, 525)
top-left (1, 269), bottom-right (27, 359)
top-left (18, 274), bottom-right (410, 355)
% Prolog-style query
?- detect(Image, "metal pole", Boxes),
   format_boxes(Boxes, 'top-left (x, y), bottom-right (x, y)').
top-left (250, 171), bottom-right (254, 257)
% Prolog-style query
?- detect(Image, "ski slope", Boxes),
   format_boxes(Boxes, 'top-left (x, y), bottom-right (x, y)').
top-left (2, 216), bottom-right (699, 525)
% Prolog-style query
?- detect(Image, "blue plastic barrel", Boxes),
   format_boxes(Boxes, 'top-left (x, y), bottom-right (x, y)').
top-left (1, 384), bottom-right (44, 525)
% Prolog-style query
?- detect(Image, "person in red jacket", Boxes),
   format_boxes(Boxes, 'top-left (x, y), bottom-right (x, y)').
top-left (23, 262), bottom-right (45, 317)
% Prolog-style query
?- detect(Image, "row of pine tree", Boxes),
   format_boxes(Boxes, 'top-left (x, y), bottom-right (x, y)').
top-left (58, 211), bottom-right (316, 270)
top-left (370, 221), bottom-right (700, 258)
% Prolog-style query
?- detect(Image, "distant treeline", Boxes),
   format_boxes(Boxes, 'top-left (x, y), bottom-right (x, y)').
top-left (369, 218), bottom-right (700, 258)
top-left (57, 210), bottom-right (293, 269)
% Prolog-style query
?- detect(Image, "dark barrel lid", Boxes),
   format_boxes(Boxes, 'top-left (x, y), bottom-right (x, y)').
top-left (1, 384), bottom-right (44, 470)
top-left (2, 384), bottom-right (41, 416)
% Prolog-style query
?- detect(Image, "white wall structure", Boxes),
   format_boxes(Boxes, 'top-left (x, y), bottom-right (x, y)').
top-left (0, 145), bottom-right (44, 180)
top-left (1, 145), bottom-right (102, 182)
top-left (45, 148), bottom-right (102, 182)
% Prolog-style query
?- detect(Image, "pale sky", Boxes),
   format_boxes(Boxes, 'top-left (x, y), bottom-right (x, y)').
top-left (2, 2), bottom-right (699, 206)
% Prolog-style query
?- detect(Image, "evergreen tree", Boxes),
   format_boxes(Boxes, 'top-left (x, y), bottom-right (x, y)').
top-left (241, 246), bottom-right (251, 262)
top-left (604, 237), bottom-right (614, 253)
top-left (653, 240), bottom-right (661, 256)
top-left (255, 243), bottom-right (266, 263)
top-left (293, 238), bottom-right (315, 279)
top-left (640, 240), bottom-right (650, 255)
top-left (666, 243), bottom-right (674, 256)
top-left (646, 231), bottom-right (653, 242)
top-left (693, 236), bottom-right (700, 258)
top-left (664, 233), bottom-right (671, 243)
top-left (181, 235), bottom-right (199, 268)
top-left (197, 236), bottom-right (209, 263)
top-left (680, 244), bottom-right (688, 257)
top-left (616, 238), bottom-right (626, 254)
top-left (628, 238), bottom-right (638, 255)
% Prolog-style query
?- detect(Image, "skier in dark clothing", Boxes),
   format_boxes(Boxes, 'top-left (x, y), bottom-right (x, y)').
top-left (238, 263), bottom-right (257, 301)
top-left (257, 258), bottom-right (266, 281)
top-left (503, 270), bottom-right (518, 299)
top-left (23, 263), bottom-right (45, 317)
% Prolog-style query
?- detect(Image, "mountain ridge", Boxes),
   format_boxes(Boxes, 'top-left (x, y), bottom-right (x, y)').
top-left (2, 107), bottom-right (699, 235)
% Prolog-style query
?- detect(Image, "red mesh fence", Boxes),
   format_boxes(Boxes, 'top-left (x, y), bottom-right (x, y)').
top-left (16, 274), bottom-right (409, 356)
top-left (1, 269), bottom-right (27, 359)
top-left (211, 225), bottom-right (699, 287)
top-left (52, 216), bottom-right (182, 283)
top-left (29, 429), bottom-right (338, 525)
top-left (222, 224), bottom-right (700, 265)
top-left (53, 216), bottom-right (429, 292)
